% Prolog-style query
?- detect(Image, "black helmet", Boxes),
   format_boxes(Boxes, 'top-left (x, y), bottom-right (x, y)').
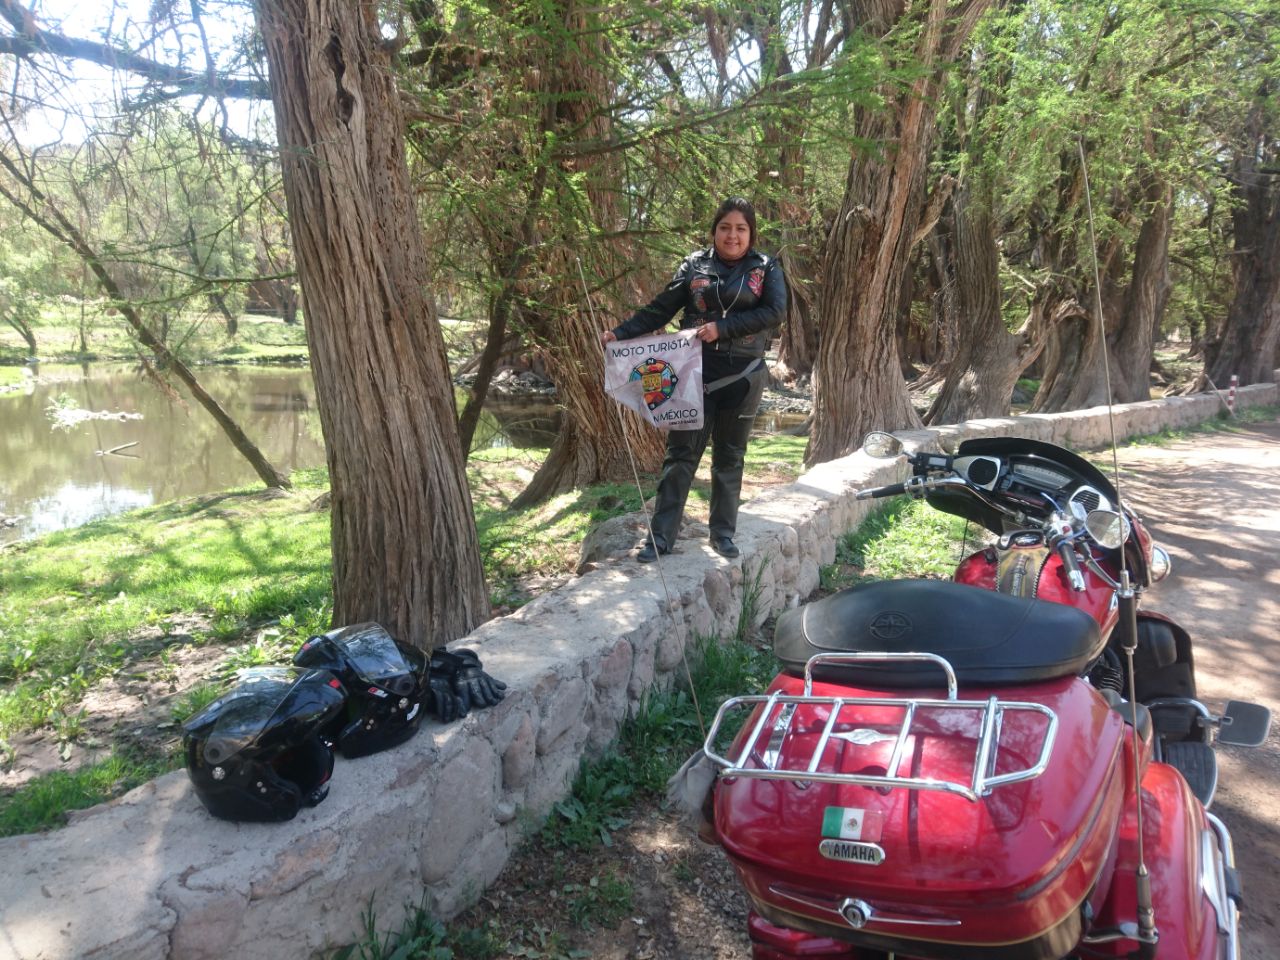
top-left (292, 622), bottom-right (430, 759)
top-left (183, 666), bottom-right (346, 822)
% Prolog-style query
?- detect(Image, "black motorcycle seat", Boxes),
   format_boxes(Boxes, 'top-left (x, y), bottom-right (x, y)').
top-left (774, 579), bottom-right (1104, 688)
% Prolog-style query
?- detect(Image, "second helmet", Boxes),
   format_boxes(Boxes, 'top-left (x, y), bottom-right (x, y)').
top-left (293, 622), bottom-right (430, 758)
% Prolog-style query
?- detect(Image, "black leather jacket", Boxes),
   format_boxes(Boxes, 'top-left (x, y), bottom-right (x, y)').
top-left (612, 247), bottom-right (786, 360)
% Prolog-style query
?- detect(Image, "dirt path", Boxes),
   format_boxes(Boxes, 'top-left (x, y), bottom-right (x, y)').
top-left (471, 419), bottom-right (1280, 960)
top-left (1111, 420), bottom-right (1280, 960)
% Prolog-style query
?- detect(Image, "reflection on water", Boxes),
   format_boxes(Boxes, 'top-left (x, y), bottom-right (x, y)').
top-left (474, 397), bottom-right (562, 449)
top-left (17, 482), bottom-right (155, 540)
top-left (0, 364), bottom-right (328, 545)
top-left (1, 364), bottom-right (806, 544)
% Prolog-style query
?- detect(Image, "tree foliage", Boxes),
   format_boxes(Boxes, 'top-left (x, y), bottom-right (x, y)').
top-left (0, 0), bottom-right (1275, 633)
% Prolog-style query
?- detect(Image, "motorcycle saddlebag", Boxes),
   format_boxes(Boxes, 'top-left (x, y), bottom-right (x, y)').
top-left (712, 674), bottom-right (1127, 960)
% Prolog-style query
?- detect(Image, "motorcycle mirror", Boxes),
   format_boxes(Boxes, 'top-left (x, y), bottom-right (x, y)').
top-left (863, 432), bottom-right (903, 459)
top-left (1084, 510), bottom-right (1131, 549)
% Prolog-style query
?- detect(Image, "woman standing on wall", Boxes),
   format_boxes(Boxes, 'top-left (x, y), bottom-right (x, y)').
top-left (601, 197), bottom-right (787, 562)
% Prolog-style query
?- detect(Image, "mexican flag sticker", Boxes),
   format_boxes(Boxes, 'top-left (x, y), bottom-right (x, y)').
top-left (821, 806), bottom-right (885, 842)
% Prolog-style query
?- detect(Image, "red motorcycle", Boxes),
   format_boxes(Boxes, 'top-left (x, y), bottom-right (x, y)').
top-left (702, 433), bottom-right (1271, 960)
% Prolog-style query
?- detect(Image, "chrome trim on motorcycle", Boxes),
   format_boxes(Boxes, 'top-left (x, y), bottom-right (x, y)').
top-left (704, 654), bottom-right (1059, 802)
top-left (1149, 545), bottom-right (1172, 582)
top-left (1146, 697), bottom-right (1213, 730)
top-left (1081, 921), bottom-right (1143, 945)
top-left (767, 885), bottom-right (962, 929)
top-left (1204, 812), bottom-right (1240, 960)
top-left (803, 651), bottom-right (958, 700)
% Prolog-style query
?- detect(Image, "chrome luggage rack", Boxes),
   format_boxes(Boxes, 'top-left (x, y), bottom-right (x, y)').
top-left (702, 652), bottom-right (1059, 802)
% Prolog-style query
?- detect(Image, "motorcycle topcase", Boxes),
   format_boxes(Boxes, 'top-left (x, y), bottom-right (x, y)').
top-left (713, 674), bottom-right (1127, 959)
top-left (709, 584), bottom-right (1130, 960)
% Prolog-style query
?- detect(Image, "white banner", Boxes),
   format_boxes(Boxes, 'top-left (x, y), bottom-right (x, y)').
top-left (603, 331), bottom-right (704, 431)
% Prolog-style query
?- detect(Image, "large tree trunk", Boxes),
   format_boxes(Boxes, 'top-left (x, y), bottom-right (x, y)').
top-left (1027, 146), bottom-right (1123, 413)
top-left (256, 0), bottom-right (488, 646)
top-left (921, 25), bottom-right (1039, 423)
top-left (774, 249), bottom-right (819, 381)
top-left (924, 186), bottom-right (1039, 424)
top-left (513, 302), bottom-right (661, 509)
top-left (1032, 157), bottom-right (1170, 411)
top-left (808, 0), bottom-right (992, 465)
top-left (1027, 292), bottom-right (1112, 411)
top-left (1109, 167), bottom-right (1173, 403)
top-left (749, 0), bottom-right (832, 383)
top-left (512, 0), bottom-right (664, 506)
top-left (1207, 90), bottom-right (1280, 387)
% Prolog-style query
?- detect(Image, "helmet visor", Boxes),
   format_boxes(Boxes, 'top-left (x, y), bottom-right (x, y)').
top-left (329, 623), bottom-right (414, 687)
top-left (186, 667), bottom-right (304, 765)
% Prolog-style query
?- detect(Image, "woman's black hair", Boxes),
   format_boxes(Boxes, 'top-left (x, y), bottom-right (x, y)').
top-left (711, 196), bottom-right (757, 249)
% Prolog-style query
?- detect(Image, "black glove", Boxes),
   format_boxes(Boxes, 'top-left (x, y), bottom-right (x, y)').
top-left (430, 648), bottom-right (507, 713)
top-left (425, 670), bottom-right (467, 723)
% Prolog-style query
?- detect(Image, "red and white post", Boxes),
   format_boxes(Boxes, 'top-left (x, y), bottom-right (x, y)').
top-left (1228, 374), bottom-right (1238, 415)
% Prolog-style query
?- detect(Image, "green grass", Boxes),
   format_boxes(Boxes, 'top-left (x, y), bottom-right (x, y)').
top-left (743, 433), bottom-right (808, 474)
top-left (821, 498), bottom-right (977, 592)
top-left (0, 749), bottom-right (176, 836)
top-left (0, 304), bottom-right (308, 366)
top-left (564, 874), bottom-right (633, 931)
top-left (1116, 402), bottom-right (1279, 448)
top-left (470, 454), bottom-right (650, 607)
top-left (170, 681), bottom-right (225, 725)
top-left (333, 898), bottom-right (504, 960)
top-left (0, 473), bottom-right (333, 741)
top-left (540, 632), bottom-right (775, 851)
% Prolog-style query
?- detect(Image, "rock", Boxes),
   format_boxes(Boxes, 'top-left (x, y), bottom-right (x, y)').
top-left (577, 512), bottom-right (649, 572)
top-left (577, 505), bottom-right (717, 573)
top-left (501, 714), bottom-right (537, 789)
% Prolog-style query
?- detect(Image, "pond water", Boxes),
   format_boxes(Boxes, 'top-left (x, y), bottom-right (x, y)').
top-left (0, 365), bottom-right (567, 544)
top-left (0, 363), bottom-right (801, 545)
top-left (0, 364), bottom-right (326, 545)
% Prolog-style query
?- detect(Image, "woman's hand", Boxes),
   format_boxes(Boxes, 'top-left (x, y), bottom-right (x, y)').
top-left (695, 321), bottom-right (720, 342)
top-left (599, 330), bottom-right (617, 346)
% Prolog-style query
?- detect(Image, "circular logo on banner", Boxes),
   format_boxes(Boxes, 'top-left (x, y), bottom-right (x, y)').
top-left (630, 357), bottom-right (679, 410)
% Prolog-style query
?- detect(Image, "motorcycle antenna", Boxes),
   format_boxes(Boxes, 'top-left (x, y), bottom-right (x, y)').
top-left (576, 256), bottom-right (708, 741)
top-left (1078, 136), bottom-right (1158, 957)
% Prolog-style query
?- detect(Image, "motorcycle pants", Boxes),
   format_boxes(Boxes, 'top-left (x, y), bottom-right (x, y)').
top-left (647, 364), bottom-right (767, 549)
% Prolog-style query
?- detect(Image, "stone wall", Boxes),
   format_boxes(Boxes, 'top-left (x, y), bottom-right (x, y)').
top-left (2, 383), bottom-right (1275, 960)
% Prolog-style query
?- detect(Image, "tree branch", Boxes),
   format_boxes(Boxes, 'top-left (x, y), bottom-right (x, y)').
top-left (0, 144), bottom-right (289, 487)
top-left (0, 0), bottom-right (269, 100)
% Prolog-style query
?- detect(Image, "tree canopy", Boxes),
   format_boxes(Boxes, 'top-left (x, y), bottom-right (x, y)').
top-left (0, 0), bottom-right (1275, 640)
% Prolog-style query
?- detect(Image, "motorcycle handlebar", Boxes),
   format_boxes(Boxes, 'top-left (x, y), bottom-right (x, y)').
top-left (1057, 539), bottom-right (1087, 592)
top-left (856, 482), bottom-right (907, 501)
